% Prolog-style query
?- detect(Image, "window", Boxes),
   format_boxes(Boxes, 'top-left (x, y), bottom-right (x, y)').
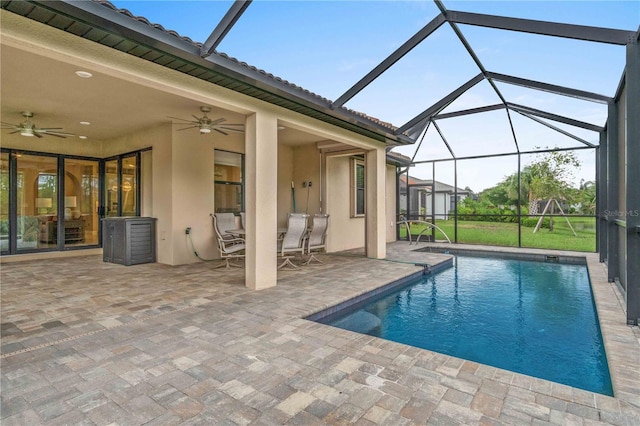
top-left (351, 158), bottom-right (365, 217)
top-left (214, 150), bottom-right (243, 213)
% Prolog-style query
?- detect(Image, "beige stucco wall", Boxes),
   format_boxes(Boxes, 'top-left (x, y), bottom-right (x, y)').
top-left (0, 132), bottom-right (103, 158)
top-left (325, 156), bottom-right (365, 251)
top-left (292, 144), bottom-right (322, 217)
top-left (277, 145), bottom-right (293, 228)
top-left (386, 164), bottom-right (397, 243)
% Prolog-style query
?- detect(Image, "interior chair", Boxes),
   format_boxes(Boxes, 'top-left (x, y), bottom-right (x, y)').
top-left (304, 214), bottom-right (329, 265)
top-left (277, 213), bottom-right (309, 269)
top-left (211, 213), bottom-right (245, 269)
top-left (214, 212), bottom-right (240, 240)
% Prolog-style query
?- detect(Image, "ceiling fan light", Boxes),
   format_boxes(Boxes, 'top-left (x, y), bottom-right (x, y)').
top-left (199, 127), bottom-right (211, 134)
top-left (20, 129), bottom-right (34, 137)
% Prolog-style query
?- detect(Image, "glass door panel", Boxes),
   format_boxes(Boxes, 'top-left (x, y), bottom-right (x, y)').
top-left (16, 154), bottom-right (58, 251)
top-left (105, 159), bottom-right (119, 217)
top-left (64, 159), bottom-right (99, 246)
top-left (1, 153), bottom-right (8, 253)
top-left (122, 155), bottom-right (137, 216)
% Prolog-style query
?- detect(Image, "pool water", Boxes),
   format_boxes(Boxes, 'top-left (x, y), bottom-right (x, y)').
top-left (319, 256), bottom-right (613, 396)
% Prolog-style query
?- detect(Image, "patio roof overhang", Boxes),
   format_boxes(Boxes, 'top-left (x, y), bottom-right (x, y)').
top-left (0, 0), bottom-right (413, 147)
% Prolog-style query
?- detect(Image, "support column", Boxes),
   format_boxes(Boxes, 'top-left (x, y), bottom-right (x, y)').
top-left (245, 112), bottom-right (278, 290)
top-left (597, 132), bottom-right (607, 262)
top-left (606, 101), bottom-right (619, 283)
top-left (365, 147), bottom-right (386, 259)
top-left (625, 40), bottom-right (640, 325)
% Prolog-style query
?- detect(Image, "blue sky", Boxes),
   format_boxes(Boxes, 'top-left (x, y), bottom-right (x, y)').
top-left (112, 0), bottom-right (639, 191)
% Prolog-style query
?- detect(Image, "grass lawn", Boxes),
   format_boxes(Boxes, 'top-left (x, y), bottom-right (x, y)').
top-left (399, 217), bottom-right (596, 252)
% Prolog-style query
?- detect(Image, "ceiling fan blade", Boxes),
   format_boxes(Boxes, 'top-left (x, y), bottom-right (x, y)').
top-left (8, 130), bottom-right (20, 134)
top-left (40, 129), bottom-right (75, 137)
top-left (210, 118), bottom-right (226, 125)
top-left (177, 125), bottom-right (198, 131)
top-left (1, 122), bottom-right (19, 128)
top-left (34, 132), bottom-right (43, 138)
top-left (38, 127), bottom-right (64, 131)
top-left (213, 129), bottom-right (229, 136)
top-left (218, 125), bottom-right (244, 134)
top-left (167, 116), bottom-right (199, 124)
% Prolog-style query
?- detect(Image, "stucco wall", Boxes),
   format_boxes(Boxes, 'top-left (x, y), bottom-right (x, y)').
top-left (277, 145), bottom-right (293, 228)
top-left (325, 156), bottom-right (365, 252)
top-left (0, 132), bottom-right (103, 158)
top-left (385, 164), bottom-right (397, 243)
top-left (292, 145), bottom-right (322, 217)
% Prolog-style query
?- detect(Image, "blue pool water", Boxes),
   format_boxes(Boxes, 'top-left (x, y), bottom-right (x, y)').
top-left (318, 256), bottom-right (613, 395)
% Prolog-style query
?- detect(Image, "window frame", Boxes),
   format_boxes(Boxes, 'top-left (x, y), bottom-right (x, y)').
top-left (351, 157), bottom-right (365, 218)
top-left (214, 149), bottom-right (244, 213)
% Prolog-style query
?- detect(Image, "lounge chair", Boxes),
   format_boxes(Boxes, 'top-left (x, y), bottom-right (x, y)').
top-left (304, 214), bottom-right (329, 265)
top-left (277, 213), bottom-right (309, 269)
top-left (214, 212), bottom-right (239, 240)
top-left (211, 213), bottom-right (245, 269)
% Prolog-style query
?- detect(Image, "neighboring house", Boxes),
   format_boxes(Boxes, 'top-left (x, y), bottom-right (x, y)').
top-left (0, 2), bottom-right (411, 290)
top-left (399, 176), bottom-right (473, 220)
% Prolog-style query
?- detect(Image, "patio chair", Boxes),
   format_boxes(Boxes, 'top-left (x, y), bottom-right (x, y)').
top-left (214, 212), bottom-right (239, 240)
top-left (304, 214), bottom-right (329, 265)
top-left (277, 213), bottom-right (309, 269)
top-left (211, 213), bottom-right (245, 269)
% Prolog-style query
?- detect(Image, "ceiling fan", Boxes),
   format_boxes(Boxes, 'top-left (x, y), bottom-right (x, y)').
top-left (1, 111), bottom-right (75, 138)
top-left (168, 106), bottom-right (244, 135)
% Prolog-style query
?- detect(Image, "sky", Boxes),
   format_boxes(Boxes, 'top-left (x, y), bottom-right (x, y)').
top-left (112, 0), bottom-right (639, 192)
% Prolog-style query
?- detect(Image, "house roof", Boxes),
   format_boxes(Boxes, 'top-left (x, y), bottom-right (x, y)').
top-left (0, 0), bottom-right (412, 146)
top-left (399, 175), bottom-right (470, 194)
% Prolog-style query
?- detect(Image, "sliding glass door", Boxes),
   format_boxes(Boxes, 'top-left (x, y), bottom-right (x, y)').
top-left (1, 152), bottom-right (9, 254)
top-left (64, 158), bottom-right (99, 247)
top-left (0, 148), bottom-right (147, 255)
top-left (16, 153), bottom-right (58, 251)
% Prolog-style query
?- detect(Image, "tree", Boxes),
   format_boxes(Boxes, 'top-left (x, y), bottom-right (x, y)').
top-left (477, 150), bottom-right (582, 229)
top-left (573, 180), bottom-right (596, 215)
top-left (526, 151), bottom-right (581, 230)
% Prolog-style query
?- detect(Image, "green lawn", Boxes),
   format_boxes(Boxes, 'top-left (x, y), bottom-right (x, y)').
top-left (399, 217), bottom-right (596, 252)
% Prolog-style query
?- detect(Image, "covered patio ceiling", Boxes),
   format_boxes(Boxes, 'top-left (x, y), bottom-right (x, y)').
top-left (0, 43), bottom-right (330, 149)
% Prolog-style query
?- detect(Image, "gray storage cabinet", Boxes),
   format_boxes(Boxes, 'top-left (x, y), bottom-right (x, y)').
top-left (102, 217), bottom-right (157, 265)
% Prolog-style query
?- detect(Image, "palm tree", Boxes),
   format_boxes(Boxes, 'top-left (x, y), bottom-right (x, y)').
top-left (503, 166), bottom-right (537, 214)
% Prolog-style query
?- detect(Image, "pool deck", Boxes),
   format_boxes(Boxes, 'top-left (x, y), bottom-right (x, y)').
top-left (1, 242), bottom-right (639, 425)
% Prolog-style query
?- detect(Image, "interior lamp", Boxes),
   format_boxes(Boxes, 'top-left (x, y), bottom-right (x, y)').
top-left (64, 196), bottom-right (77, 208)
top-left (36, 197), bottom-right (52, 213)
top-left (64, 196), bottom-right (77, 220)
top-left (199, 125), bottom-right (211, 134)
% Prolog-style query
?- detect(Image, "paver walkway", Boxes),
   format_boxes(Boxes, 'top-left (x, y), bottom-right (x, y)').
top-left (1, 242), bottom-right (639, 425)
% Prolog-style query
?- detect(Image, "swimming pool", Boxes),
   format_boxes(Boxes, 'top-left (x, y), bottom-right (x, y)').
top-left (314, 256), bottom-right (613, 396)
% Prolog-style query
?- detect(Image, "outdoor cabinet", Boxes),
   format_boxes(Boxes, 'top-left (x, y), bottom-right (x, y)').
top-left (102, 217), bottom-right (157, 265)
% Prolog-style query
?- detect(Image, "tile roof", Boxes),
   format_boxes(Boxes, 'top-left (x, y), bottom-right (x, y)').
top-left (95, 0), bottom-right (397, 132)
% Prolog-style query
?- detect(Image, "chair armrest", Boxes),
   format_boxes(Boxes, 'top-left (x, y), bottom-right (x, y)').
top-left (222, 236), bottom-right (246, 246)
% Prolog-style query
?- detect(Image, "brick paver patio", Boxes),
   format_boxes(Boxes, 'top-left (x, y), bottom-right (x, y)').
top-left (1, 242), bottom-right (639, 425)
